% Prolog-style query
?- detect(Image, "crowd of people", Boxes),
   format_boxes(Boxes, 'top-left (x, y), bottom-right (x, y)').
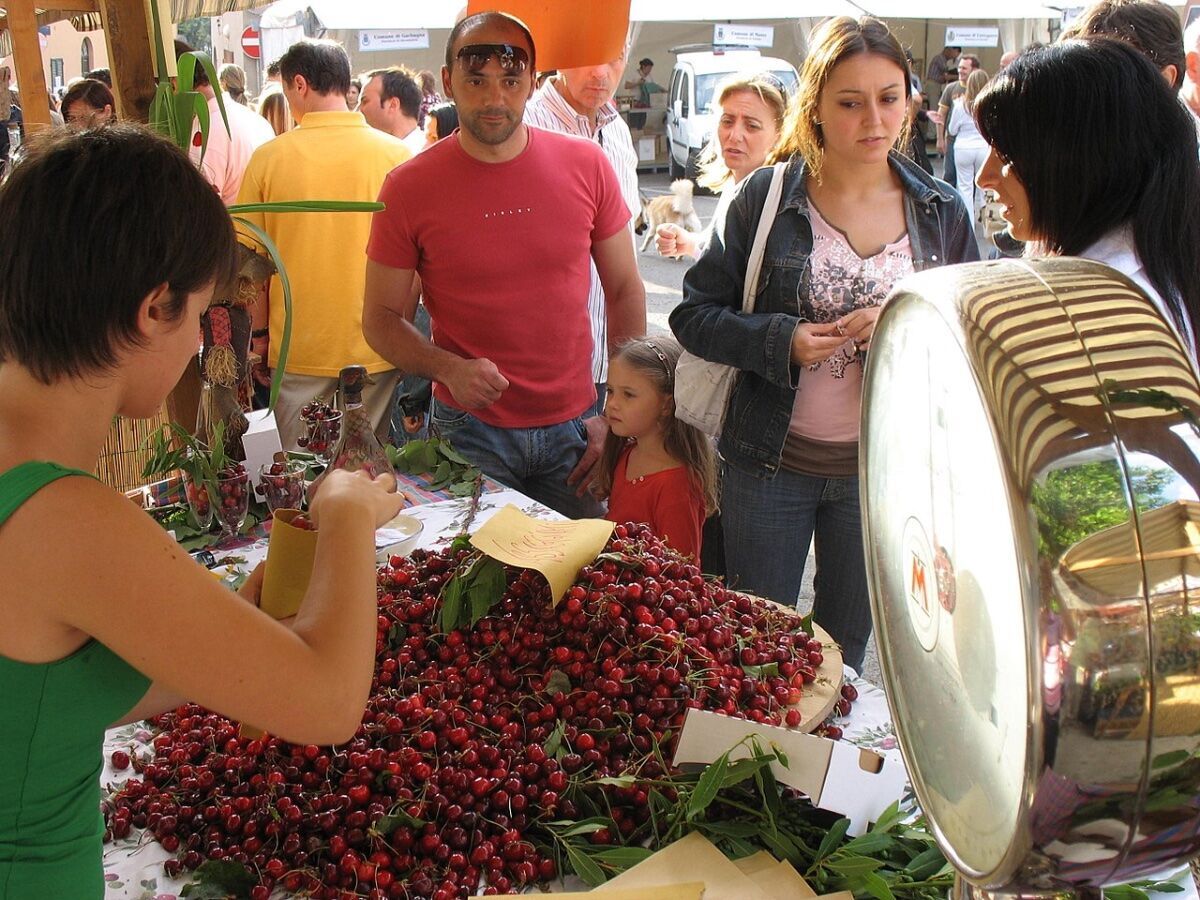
top-left (3, 2), bottom-right (1200, 892)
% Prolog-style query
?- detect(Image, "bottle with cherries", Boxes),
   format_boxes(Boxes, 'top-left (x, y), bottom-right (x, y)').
top-left (307, 365), bottom-right (391, 501)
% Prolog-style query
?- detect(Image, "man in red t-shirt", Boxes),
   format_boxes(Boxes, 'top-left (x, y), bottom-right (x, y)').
top-left (364, 11), bottom-right (646, 518)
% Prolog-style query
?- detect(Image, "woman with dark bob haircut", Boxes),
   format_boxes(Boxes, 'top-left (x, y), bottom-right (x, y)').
top-left (0, 125), bottom-right (404, 895)
top-left (975, 37), bottom-right (1200, 356)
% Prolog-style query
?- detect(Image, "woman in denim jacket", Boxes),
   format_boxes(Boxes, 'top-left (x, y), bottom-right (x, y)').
top-left (670, 16), bottom-right (978, 671)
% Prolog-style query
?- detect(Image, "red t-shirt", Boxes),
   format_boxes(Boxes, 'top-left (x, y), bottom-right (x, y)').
top-left (367, 128), bottom-right (631, 428)
top-left (606, 446), bottom-right (705, 564)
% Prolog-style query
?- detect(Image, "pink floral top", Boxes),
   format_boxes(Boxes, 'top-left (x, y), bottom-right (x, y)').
top-left (789, 203), bottom-right (914, 445)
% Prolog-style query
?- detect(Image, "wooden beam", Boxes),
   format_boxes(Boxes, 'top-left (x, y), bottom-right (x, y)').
top-left (97, 0), bottom-right (154, 122)
top-left (7, 0), bottom-right (51, 129)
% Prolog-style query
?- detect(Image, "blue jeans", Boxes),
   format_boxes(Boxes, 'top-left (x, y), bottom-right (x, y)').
top-left (430, 399), bottom-right (604, 519)
top-left (721, 463), bottom-right (872, 672)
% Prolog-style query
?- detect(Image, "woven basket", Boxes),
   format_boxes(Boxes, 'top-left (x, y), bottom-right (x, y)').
top-left (96, 408), bottom-right (172, 494)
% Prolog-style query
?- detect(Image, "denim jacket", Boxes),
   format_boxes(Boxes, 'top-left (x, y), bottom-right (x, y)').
top-left (670, 150), bottom-right (979, 478)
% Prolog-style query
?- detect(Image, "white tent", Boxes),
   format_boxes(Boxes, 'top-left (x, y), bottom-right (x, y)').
top-left (257, 0), bottom-right (1065, 85)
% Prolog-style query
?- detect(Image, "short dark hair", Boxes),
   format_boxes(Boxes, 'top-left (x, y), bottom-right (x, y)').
top-left (945, 45), bottom-right (961, 52)
top-left (959, 53), bottom-right (981, 69)
top-left (0, 125), bottom-right (237, 384)
top-left (368, 66), bottom-right (422, 119)
top-left (62, 78), bottom-right (115, 118)
top-left (266, 60), bottom-right (281, 78)
top-left (639, 57), bottom-right (653, 67)
top-left (444, 11), bottom-right (536, 73)
top-left (429, 101), bottom-right (459, 138)
top-left (173, 38), bottom-right (209, 87)
top-left (1062, 0), bottom-right (1186, 87)
top-left (976, 37), bottom-right (1200, 337)
top-left (83, 67), bottom-right (111, 87)
top-left (279, 39), bottom-right (352, 96)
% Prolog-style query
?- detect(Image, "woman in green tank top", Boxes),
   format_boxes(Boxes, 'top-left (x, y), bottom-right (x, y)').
top-left (0, 126), bottom-right (405, 897)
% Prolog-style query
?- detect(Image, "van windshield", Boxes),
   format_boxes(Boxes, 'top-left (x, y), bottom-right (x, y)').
top-left (696, 69), bottom-right (798, 112)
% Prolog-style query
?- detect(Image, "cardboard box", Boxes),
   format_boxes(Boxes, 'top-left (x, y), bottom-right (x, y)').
top-left (672, 708), bottom-right (907, 835)
top-left (638, 137), bottom-right (658, 161)
top-left (241, 408), bottom-right (283, 485)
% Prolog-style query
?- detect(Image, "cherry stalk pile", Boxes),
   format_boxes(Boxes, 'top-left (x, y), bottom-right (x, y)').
top-left (106, 522), bottom-right (855, 899)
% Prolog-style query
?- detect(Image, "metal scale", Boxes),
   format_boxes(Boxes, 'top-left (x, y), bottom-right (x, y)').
top-left (861, 258), bottom-right (1200, 897)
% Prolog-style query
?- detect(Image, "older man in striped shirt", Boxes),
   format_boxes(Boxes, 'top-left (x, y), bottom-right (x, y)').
top-left (525, 50), bottom-right (641, 417)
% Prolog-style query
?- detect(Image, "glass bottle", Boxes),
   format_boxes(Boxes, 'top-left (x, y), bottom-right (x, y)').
top-left (307, 365), bottom-right (391, 500)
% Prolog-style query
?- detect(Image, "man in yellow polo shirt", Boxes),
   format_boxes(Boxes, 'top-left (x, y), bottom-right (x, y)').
top-left (238, 39), bottom-right (411, 448)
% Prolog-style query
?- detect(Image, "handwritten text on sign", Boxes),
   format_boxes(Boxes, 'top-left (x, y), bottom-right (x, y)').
top-left (469, 505), bottom-right (614, 603)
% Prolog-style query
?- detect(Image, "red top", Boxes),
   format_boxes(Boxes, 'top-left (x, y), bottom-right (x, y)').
top-left (367, 128), bottom-right (631, 428)
top-left (606, 446), bottom-right (705, 564)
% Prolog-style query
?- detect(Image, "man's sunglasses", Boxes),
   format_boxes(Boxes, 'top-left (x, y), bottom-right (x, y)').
top-left (455, 43), bottom-right (530, 74)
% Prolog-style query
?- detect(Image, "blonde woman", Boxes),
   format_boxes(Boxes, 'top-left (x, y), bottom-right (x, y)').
top-left (671, 17), bottom-right (977, 671)
top-left (655, 72), bottom-right (787, 259)
top-left (257, 87), bottom-right (293, 136)
top-left (948, 68), bottom-right (990, 221)
top-left (218, 63), bottom-right (249, 106)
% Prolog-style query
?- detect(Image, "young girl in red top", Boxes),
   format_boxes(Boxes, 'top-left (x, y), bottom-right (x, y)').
top-left (597, 338), bottom-right (718, 564)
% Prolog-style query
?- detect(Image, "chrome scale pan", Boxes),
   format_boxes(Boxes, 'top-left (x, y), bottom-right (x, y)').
top-left (861, 258), bottom-right (1200, 897)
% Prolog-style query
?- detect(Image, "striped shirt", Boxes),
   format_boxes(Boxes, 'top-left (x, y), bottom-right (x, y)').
top-left (524, 78), bottom-right (640, 383)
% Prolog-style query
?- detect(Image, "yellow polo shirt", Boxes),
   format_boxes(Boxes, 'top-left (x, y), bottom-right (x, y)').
top-left (236, 111), bottom-right (411, 376)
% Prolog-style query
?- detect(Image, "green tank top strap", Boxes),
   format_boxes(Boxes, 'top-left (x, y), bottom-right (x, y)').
top-left (0, 461), bottom-right (97, 526)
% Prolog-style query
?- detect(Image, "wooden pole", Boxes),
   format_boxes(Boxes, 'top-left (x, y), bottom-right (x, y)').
top-left (97, 0), bottom-right (155, 122)
top-left (7, 0), bottom-right (51, 129)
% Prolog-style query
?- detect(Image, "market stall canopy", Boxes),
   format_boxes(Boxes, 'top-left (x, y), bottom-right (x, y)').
top-left (1063, 499), bottom-right (1200, 599)
top-left (258, 0), bottom-right (1064, 31)
top-left (0, 0), bottom-right (266, 57)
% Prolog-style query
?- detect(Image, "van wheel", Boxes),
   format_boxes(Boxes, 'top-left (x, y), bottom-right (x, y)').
top-left (669, 153), bottom-right (684, 180)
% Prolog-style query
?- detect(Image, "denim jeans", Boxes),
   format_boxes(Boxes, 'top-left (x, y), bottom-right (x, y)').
top-left (721, 463), bottom-right (872, 672)
top-left (430, 399), bottom-right (604, 519)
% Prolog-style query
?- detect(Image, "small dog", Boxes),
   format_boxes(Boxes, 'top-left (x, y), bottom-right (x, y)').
top-left (636, 179), bottom-right (702, 255)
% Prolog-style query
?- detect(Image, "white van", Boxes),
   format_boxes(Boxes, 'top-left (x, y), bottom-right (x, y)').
top-left (666, 46), bottom-right (799, 181)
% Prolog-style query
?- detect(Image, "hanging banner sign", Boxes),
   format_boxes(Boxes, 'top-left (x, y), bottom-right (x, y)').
top-left (358, 29), bottom-right (430, 52)
top-left (944, 26), bottom-right (1000, 47)
top-left (713, 23), bottom-right (774, 48)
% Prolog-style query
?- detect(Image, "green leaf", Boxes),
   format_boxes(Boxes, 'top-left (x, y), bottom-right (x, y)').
top-left (592, 775), bottom-right (639, 787)
top-left (556, 819), bottom-right (611, 838)
top-left (181, 859), bottom-right (256, 899)
top-left (467, 557), bottom-right (506, 625)
top-left (814, 817), bottom-right (851, 863)
top-left (861, 870), bottom-right (896, 900)
top-left (566, 843), bottom-right (607, 888)
top-left (543, 720), bottom-right (565, 758)
top-left (687, 751), bottom-right (729, 820)
top-left (428, 460), bottom-right (454, 489)
top-left (698, 820), bottom-right (763, 838)
top-left (227, 200), bottom-right (384, 214)
top-left (741, 662), bottom-right (781, 679)
top-left (827, 855), bottom-right (884, 877)
top-left (1151, 749), bottom-right (1192, 769)
top-left (440, 574), bottom-right (465, 632)
top-left (593, 846), bottom-right (653, 868)
top-left (904, 847), bottom-right (949, 881)
top-left (842, 832), bottom-right (896, 856)
top-left (449, 480), bottom-right (478, 497)
top-left (438, 443), bottom-right (472, 466)
top-left (545, 670), bottom-right (573, 695)
top-left (372, 809), bottom-right (425, 836)
top-left (721, 756), bottom-right (772, 789)
top-left (870, 800), bottom-right (903, 834)
top-left (800, 610), bottom-right (815, 636)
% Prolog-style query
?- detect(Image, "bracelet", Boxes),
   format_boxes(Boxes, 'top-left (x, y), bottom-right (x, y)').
top-left (250, 328), bottom-right (269, 339)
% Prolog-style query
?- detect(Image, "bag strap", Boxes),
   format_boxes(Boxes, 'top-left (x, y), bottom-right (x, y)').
top-left (741, 161), bottom-right (788, 315)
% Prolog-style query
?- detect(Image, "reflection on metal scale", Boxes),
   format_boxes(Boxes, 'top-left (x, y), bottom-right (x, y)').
top-left (861, 258), bottom-right (1200, 898)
